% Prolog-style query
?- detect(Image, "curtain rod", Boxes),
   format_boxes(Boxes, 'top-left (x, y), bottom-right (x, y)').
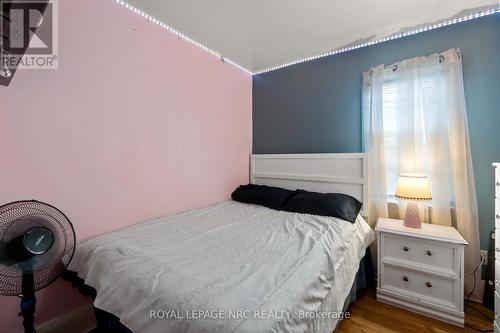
top-left (375, 48), bottom-right (461, 73)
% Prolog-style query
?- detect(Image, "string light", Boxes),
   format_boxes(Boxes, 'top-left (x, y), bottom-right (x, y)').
top-left (114, 1), bottom-right (498, 76)
top-left (253, 7), bottom-right (500, 75)
top-left (113, 0), bottom-right (253, 75)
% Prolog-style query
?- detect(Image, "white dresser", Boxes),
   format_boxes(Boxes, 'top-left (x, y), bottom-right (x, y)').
top-left (494, 163), bottom-right (500, 333)
top-left (376, 217), bottom-right (467, 326)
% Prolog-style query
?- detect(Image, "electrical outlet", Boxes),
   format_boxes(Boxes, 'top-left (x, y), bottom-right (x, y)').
top-left (480, 250), bottom-right (488, 265)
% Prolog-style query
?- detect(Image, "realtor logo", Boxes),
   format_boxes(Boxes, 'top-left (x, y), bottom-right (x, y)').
top-left (1, 0), bottom-right (58, 70)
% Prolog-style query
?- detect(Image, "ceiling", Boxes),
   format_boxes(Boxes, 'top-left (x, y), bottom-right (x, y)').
top-left (127, 0), bottom-right (499, 73)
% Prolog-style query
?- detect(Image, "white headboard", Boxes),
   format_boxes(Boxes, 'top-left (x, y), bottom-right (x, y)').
top-left (251, 153), bottom-right (368, 215)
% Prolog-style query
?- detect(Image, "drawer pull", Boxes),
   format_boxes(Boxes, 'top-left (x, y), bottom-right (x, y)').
top-left (497, 182), bottom-right (500, 186)
top-left (426, 250), bottom-right (432, 256)
top-left (426, 281), bottom-right (432, 288)
top-left (488, 280), bottom-right (500, 287)
top-left (403, 276), bottom-right (409, 282)
top-left (496, 248), bottom-right (500, 252)
top-left (403, 246), bottom-right (409, 252)
top-left (496, 214), bottom-right (500, 219)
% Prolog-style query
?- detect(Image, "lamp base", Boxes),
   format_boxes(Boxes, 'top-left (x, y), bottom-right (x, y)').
top-left (404, 202), bottom-right (422, 228)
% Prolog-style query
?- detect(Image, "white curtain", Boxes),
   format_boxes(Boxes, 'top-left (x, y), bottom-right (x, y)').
top-left (362, 64), bottom-right (389, 227)
top-left (362, 48), bottom-right (480, 294)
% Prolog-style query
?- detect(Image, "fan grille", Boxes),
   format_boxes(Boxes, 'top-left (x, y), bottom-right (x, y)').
top-left (0, 200), bottom-right (75, 296)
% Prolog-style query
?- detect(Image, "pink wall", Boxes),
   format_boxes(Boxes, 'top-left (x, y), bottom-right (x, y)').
top-left (0, 0), bottom-right (252, 331)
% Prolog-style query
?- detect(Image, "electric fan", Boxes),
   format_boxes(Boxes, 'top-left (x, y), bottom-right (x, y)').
top-left (0, 200), bottom-right (75, 333)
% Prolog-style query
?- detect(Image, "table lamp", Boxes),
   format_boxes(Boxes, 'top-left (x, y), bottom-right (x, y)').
top-left (394, 173), bottom-right (432, 228)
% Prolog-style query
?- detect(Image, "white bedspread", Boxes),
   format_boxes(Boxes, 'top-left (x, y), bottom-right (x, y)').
top-left (69, 201), bottom-right (374, 333)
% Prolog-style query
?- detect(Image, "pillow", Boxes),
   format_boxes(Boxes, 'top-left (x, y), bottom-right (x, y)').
top-left (281, 190), bottom-right (362, 223)
top-left (231, 184), bottom-right (295, 210)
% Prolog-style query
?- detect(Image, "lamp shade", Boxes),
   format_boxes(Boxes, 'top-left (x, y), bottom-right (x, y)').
top-left (394, 173), bottom-right (432, 201)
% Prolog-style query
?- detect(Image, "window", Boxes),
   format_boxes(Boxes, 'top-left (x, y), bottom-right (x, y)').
top-left (381, 80), bottom-right (403, 196)
top-left (381, 76), bottom-right (438, 196)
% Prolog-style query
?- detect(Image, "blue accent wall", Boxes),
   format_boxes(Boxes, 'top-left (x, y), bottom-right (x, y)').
top-left (252, 14), bottom-right (500, 249)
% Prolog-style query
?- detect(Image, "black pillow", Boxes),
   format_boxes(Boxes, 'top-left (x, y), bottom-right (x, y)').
top-left (231, 184), bottom-right (295, 210)
top-left (281, 190), bottom-right (362, 223)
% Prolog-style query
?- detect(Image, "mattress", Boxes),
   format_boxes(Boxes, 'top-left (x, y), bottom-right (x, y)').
top-left (69, 201), bottom-right (374, 333)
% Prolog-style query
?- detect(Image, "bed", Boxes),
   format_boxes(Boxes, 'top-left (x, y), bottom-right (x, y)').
top-left (67, 153), bottom-right (374, 333)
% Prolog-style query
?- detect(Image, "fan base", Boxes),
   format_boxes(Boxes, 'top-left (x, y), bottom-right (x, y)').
top-left (20, 293), bottom-right (36, 333)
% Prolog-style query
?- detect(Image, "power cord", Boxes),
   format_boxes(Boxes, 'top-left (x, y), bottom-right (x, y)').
top-left (466, 302), bottom-right (494, 321)
top-left (464, 256), bottom-right (493, 332)
top-left (466, 255), bottom-right (485, 301)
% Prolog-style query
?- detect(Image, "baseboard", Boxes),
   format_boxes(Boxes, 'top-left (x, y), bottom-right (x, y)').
top-left (36, 305), bottom-right (96, 333)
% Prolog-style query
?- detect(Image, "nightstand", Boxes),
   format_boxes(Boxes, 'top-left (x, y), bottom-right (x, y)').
top-left (375, 217), bottom-right (468, 327)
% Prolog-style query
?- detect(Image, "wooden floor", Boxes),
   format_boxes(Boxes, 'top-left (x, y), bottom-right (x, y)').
top-left (337, 289), bottom-right (494, 333)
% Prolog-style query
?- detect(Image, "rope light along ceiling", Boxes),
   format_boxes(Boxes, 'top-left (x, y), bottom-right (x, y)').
top-left (254, 6), bottom-right (500, 75)
top-left (113, 0), bottom-right (253, 75)
top-left (115, 0), bottom-right (499, 76)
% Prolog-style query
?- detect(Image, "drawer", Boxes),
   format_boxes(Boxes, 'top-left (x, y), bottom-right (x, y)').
top-left (496, 291), bottom-right (500, 332)
top-left (382, 233), bottom-right (457, 272)
top-left (496, 261), bottom-right (500, 290)
top-left (496, 168), bottom-right (500, 198)
top-left (495, 291), bottom-right (500, 317)
top-left (381, 264), bottom-right (457, 307)
top-left (496, 199), bottom-right (500, 230)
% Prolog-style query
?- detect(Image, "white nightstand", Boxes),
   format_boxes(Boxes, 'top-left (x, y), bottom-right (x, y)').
top-left (375, 217), bottom-right (468, 327)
